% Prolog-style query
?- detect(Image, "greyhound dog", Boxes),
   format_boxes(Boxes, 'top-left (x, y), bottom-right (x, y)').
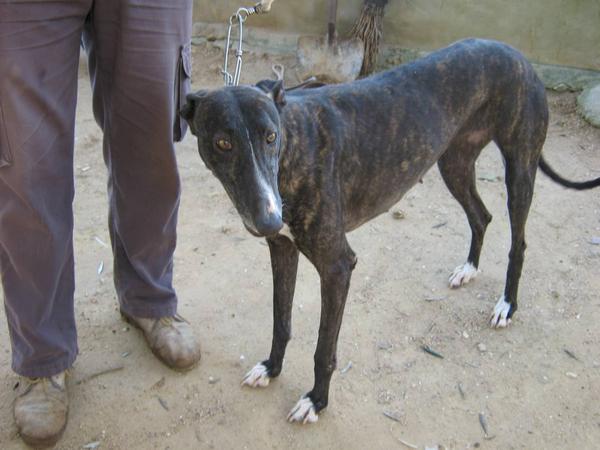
top-left (181, 38), bottom-right (600, 424)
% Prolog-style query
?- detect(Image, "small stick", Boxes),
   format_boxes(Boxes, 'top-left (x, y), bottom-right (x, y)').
top-left (383, 411), bottom-right (402, 422)
top-left (396, 437), bottom-right (418, 449)
top-left (94, 236), bottom-right (109, 248)
top-left (150, 376), bottom-right (166, 390)
top-left (432, 221), bottom-right (447, 229)
top-left (424, 296), bottom-right (447, 302)
top-left (563, 349), bottom-right (579, 361)
top-left (339, 361), bottom-right (353, 374)
top-left (158, 396), bottom-right (169, 411)
top-left (479, 412), bottom-right (488, 435)
top-left (457, 382), bottom-right (466, 399)
top-left (389, 423), bottom-right (417, 449)
top-left (479, 412), bottom-right (496, 439)
top-left (75, 365), bottom-right (124, 385)
top-left (421, 345), bottom-right (444, 359)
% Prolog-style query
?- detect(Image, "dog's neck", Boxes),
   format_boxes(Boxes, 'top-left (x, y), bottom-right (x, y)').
top-left (274, 110), bottom-right (304, 224)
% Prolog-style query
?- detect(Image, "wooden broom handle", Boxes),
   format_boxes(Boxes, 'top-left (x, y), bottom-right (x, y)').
top-left (328, 0), bottom-right (337, 46)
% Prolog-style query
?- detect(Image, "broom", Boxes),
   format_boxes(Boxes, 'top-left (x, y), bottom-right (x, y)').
top-left (350, 0), bottom-right (389, 76)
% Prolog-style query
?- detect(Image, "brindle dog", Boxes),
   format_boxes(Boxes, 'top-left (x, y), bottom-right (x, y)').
top-left (181, 39), bottom-right (600, 424)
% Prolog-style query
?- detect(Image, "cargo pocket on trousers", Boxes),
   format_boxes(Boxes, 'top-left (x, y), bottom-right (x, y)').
top-left (0, 103), bottom-right (13, 168)
top-left (173, 43), bottom-right (192, 142)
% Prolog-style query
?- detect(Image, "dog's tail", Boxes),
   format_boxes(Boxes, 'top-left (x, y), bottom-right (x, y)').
top-left (538, 156), bottom-right (600, 190)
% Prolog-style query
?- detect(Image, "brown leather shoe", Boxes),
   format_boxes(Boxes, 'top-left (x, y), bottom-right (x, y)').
top-left (121, 310), bottom-right (201, 371)
top-left (14, 371), bottom-right (68, 448)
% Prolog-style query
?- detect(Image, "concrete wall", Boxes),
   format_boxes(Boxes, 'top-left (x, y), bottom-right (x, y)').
top-left (193, 0), bottom-right (600, 71)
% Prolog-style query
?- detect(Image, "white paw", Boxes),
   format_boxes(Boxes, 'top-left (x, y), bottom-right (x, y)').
top-left (490, 296), bottom-right (512, 328)
top-left (287, 396), bottom-right (319, 424)
top-left (241, 362), bottom-right (271, 388)
top-left (449, 262), bottom-right (479, 288)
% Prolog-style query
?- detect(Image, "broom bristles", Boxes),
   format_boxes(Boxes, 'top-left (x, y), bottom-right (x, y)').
top-left (350, 1), bottom-right (388, 76)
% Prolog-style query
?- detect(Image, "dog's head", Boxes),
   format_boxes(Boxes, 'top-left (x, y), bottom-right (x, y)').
top-left (181, 80), bottom-right (286, 237)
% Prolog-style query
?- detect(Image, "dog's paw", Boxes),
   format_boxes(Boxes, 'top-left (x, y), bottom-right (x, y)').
top-left (287, 396), bottom-right (319, 424)
top-left (449, 262), bottom-right (479, 288)
top-left (490, 296), bottom-right (512, 328)
top-left (241, 362), bottom-right (271, 388)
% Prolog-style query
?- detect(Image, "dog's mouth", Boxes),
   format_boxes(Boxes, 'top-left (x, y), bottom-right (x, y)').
top-left (243, 223), bottom-right (263, 237)
top-left (243, 221), bottom-right (282, 238)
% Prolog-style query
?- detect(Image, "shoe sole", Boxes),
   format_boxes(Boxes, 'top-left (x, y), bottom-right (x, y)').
top-left (19, 421), bottom-right (67, 449)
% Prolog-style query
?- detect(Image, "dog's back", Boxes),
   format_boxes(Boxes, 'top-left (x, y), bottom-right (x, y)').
top-left (278, 38), bottom-right (548, 231)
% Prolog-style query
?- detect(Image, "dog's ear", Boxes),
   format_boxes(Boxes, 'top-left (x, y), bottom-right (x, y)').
top-left (256, 79), bottom-right (286, 109)
top-left (180, 91), bottom-right (207, 122)
top-left (270, 80), bottom-right (286, 108)
top-left (255, 79), bottom-right (278, 93)
top-left (180, 91), bottom-right (208, 136)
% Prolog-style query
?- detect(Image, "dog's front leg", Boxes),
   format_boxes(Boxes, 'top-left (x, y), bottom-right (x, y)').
top-left (242, 235), bottom-right (299, 388)
top-left (288, 247), bottom-right (355, 424)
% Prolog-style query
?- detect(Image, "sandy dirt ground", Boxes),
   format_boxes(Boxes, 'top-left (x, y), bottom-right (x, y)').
top-left (1, 42), bottom-right (600, 450)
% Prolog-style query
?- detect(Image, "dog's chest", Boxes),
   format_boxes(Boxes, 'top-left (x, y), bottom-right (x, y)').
top-left (278, 223), bottom-right (295, 241)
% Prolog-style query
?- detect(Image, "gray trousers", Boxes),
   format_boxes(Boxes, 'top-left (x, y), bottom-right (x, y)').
top-left (0, 0), bottom-right (193, 377)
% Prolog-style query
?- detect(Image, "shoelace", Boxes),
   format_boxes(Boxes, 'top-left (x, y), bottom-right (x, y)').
top-left (158, 314), bottom-right (189, 327)
top-left (159, 317), bottom-right (174, 326)
top-left (14, 370), bottom-right (69, 395)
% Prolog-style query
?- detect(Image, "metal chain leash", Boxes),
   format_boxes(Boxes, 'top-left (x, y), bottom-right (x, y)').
top-left (222, 1), bottom-right (274, 86)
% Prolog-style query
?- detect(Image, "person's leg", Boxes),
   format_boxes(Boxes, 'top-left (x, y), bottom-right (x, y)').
top-left (84, 0), bottom-right (192, 319)
top-left (0, 1), bottom-right (91, 446)
top-left (83, 0), bottom-right (199, 370)
top-left (0, 0), bottom-right (90, 379)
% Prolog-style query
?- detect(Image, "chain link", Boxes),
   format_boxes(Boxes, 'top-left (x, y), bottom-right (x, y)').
top-left (222, 3), bottom-right (269, 86)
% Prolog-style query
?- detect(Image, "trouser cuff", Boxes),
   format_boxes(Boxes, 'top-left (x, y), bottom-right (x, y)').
top-left (13, 352), bottom-right (77, 378)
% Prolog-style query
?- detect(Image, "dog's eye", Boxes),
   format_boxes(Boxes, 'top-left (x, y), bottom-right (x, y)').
top-left (266, 132), bottom-right (277, 144)
top-left (216, 138), bottom-right (232, 151)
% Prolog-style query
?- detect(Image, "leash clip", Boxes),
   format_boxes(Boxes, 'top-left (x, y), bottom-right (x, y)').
top-left (222, 2), bottom-right (271, 86)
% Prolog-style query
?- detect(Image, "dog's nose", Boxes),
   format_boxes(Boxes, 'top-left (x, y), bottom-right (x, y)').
top-left (251, 188), bottom-right (283, 237)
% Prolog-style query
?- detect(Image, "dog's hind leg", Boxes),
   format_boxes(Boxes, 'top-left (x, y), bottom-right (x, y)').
top-left (490, 155), bottom-right (538, 328)
top-left (242, 235), bottom-right (299, 387)
top-left (490, 84), bottom-right (547, 328)
top-left (438, 142), bottom-right (492, 288)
